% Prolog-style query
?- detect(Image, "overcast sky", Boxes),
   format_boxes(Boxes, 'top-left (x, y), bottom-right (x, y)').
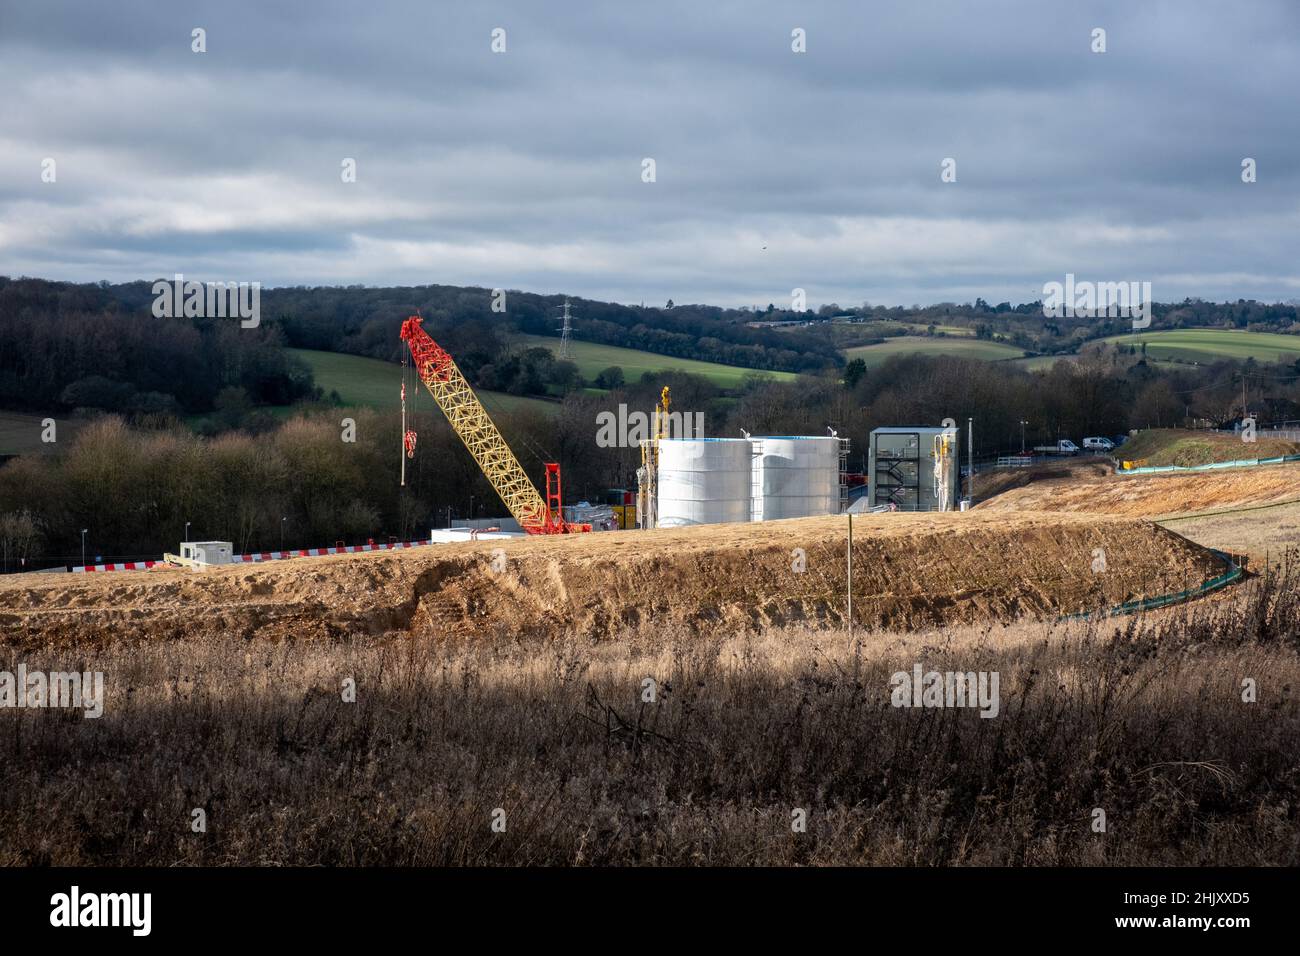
top-left (2, 0), bottom-right (1298, 308)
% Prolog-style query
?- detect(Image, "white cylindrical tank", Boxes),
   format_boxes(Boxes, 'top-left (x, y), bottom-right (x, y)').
top-left (751, 436), bottom-right (841, 521)
top-left (656, 438), bottom-right (753, 527)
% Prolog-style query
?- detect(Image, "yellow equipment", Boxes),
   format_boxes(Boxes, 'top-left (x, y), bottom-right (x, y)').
top-left (636, 386), bottom-right (671, 529)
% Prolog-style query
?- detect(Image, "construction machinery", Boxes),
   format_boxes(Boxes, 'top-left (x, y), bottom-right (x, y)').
top-left (932, 430), bottom-right (956, 513)
top-left (399, 316), bottom-right (589, 534)
top-left (635, 386), bottom-right (672, 529)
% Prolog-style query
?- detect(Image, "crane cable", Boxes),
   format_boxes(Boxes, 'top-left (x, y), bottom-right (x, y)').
top-left (401, 331), bottom-right (419, 474)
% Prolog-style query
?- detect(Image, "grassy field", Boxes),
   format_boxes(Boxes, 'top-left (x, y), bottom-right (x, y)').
top-left (842, 336), bottom-right (1025, 367)
top-left (1160, 500), bottom-right (1300, 565)
top-left (1096, 328), bottom-right (1300, 364)
top-left (1009, 354), bottom-right (1074, 371)
top-left (0, 411), bottom-right (80, 456)
top-left (289, 348), bottom-right (558, 417)
top-left (1118, 427), bottom-right (1300, 467)
top-left (514, 334), bottom-right (798, 386)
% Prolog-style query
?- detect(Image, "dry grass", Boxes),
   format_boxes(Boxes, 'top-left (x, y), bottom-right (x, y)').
top-left (2, 560), bottom-right (1299, 866)
top-left (1161, 502), bottom-right (1300, 566)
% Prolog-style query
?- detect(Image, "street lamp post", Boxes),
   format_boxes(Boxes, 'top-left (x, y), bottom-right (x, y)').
top-left (1019, 420), bottom-right (1028, 455)
top-left (280, 516), bottom-right (286, 551)
top-left (967, 418), bottom-right (974, 502)
top-left (80, 528), bottom-right (88, 568)
top-left (185, 521), bottom-right (191, 543)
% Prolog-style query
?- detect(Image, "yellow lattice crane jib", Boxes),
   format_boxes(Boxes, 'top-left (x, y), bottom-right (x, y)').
top-left (399, 316), bottom-right (586, 534)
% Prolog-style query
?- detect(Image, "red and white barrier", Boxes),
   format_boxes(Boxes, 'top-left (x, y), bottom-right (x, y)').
top-left (69, 539), bottom-right (436, 573)
top-left (235, 539), bottom-right (434, 562)
top-left (71, 560), bottom-right (160, 573)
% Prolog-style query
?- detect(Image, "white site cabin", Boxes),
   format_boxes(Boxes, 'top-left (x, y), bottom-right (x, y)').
top-left (164, 541), bottom-right (235, 568)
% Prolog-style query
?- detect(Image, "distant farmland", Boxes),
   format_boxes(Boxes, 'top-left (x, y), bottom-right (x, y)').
top-left (288, 348), bottom-right (559, 416)
top-left (1096, 328), bottom-right (1300, 364)
top-left (514, 334), bottom-right (799, 387)
top-left (842, 335), bottom-right (1025, 367)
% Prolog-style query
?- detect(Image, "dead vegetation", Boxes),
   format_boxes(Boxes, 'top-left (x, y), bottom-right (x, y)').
top-left (1, 559), bottom-right (1298, 866)
top-left (2, 461), bottom-right (1293, 867)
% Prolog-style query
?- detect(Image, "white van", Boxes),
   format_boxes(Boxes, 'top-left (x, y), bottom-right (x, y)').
top-left (1083, 436), bottom-right (1115, 452)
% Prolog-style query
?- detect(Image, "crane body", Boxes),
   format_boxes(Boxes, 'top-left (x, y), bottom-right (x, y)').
top-left (399, 316), bottom-right (587, 534)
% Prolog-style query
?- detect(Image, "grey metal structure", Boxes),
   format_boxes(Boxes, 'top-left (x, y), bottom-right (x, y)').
top-left (867, 426), bottom-right (960, 512)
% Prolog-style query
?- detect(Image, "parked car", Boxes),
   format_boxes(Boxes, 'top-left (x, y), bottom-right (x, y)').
top-left (1033, 439), bottom-right (1080, 456)
top-left (1083, 436), bottom-right (1115, 452)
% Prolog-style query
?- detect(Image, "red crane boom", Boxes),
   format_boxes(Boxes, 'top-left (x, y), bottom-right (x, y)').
top-left (399, 316), bottom-right (588, 534)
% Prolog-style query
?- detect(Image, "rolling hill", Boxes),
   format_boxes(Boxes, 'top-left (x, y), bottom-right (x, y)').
top-left (513, 334), bottom-right (799, 386)
top-left (1095, 328), bottom-right (1300, 364)
top-left (289, 348), bottom-right (559, 416)
top-left (842, 335), bottom-right (1026, 367)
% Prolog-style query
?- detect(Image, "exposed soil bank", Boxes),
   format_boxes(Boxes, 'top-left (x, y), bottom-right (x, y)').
top-left (0, 513), bottom-right (1227, 646)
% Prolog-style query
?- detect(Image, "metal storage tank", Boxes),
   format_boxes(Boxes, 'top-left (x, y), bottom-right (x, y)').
top-left (656, 438), bottom-right (753, 527)
top-left (751, 436), bottom-right (841, 521)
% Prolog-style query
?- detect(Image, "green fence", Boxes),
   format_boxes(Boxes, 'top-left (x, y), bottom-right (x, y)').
top-left (1118, 453), bottom-right (1300, 476)
top-left (1065, 549), bottom-right (1245, 620)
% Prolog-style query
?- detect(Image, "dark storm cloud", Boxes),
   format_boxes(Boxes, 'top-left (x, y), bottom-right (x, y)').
top-left (2, 0), bottom-right (1298, 306)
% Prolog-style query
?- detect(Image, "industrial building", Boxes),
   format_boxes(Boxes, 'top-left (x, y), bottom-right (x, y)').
top-left (867, 426), bottom-right (960, 511)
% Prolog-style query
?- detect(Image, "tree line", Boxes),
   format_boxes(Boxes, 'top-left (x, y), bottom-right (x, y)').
top-left (7, 345), bottom-right (1298, 570)
top-left (0, 277), bottom-right (318, 417)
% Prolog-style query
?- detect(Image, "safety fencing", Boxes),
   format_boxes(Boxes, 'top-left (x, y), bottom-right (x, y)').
top-left (1118, 453), bottom-right (1300, 475)
top-left (66, 538), bottom-right (437, 574)
top-left (1064, 549), bottom-right (1245, 620)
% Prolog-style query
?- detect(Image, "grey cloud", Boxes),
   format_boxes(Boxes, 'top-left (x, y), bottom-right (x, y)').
top-left (2, 0), bottom-right (1298, 306)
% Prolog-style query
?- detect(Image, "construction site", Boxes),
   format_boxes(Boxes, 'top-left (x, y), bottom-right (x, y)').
top-left (5, 395), bottom-right (1299, 869)
top-left (4, 313), bottom-right (1299, 874)
top-left (3, 315), bottom-right (1293, 646)
top-left (10, 0), bottom-right (1300, 920)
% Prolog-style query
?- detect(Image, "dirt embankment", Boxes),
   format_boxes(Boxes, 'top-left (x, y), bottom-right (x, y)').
top-left (0, 512), bottom-right (1227, 646)
top-left (977, 460), bottom-right (1300, 518)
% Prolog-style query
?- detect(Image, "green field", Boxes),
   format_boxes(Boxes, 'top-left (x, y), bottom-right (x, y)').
top-left (1119, 427), bottom-right (1300, 467)
top-left (289, 348), bottom-right (559, 416)
top-left (514, 334), bottom-right (798, 386)
top-left (1009, 354), bottom-right (1074, 371)
top-left (0, 412), bottom-right (80, 456)
top-left (842, 336), bottom-right (1025, 367)
top-left (1096, 329), bottom-right (1300, 364)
